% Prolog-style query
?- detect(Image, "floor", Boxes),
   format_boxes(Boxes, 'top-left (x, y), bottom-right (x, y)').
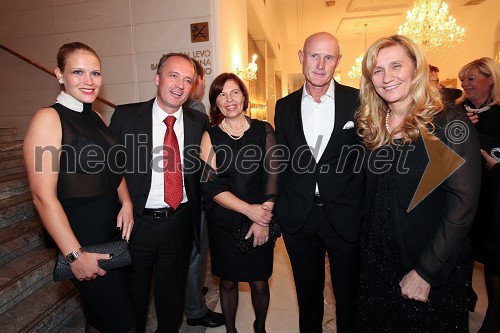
top-left (60, 237), bottom-right (489, 332)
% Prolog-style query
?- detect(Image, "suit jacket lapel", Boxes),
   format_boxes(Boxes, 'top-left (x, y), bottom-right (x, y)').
top-left (182, 107), bottom-right (197, 192)
top-left (291, 88), bottom-right (310, 149)
top-left (319, 81), bottom-right (349, 163)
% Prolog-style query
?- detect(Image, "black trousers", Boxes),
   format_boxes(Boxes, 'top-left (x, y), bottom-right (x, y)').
top-left (283, 205), bottom-right (360, 333)
top-left (129, 204), bottom-right (193, 333)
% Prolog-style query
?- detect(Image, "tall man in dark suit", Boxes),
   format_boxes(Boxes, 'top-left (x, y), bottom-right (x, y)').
top-left (274, 32), bottom-right (364, 333)
top-left (109, 53), bottom-right (209, 333)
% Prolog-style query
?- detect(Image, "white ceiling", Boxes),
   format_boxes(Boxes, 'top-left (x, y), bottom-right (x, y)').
top-left (249, 0), bottom-right (480, 55)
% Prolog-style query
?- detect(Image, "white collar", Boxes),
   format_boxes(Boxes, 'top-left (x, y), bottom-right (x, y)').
top-left (56, 91), bottom-right (84, 112)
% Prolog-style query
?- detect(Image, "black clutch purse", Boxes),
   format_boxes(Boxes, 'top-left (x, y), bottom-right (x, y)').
top-left (232, 215), bottom-right (281, 253)
top-left (53, 240), bottom-right (132, 281)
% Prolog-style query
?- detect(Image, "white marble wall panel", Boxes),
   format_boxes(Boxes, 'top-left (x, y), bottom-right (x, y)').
top-left (99, 83), bottom-right (137, 106)
top-left (0, 115), bottom-right (35, 139)
top-left (0, 0), bottom-right (53, 13)
top-left (0, 7), bottom-right (55, 39)
top-left (52, 0), bottom-right (98, 5)
top-left (0, 64), bottom-right (58, 92)
top-left (132, 0), bottom-right (211, 24)
top-left (52, 0), bottom-right (131, 34)
top-left (55, 26), bottom-right (134, 57)
top-left (137, 81), bottom-right (157, 102)
top-left (0, 35), bottom-right (58, 64)
top-left (100, 55), bottom-right (136, 85)
top-left (0, 88), bottom-right (55, 116)
top-left (134, 19), bottom-right (201, 53)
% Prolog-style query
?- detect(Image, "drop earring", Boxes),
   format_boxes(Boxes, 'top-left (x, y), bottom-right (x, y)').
top-left (58, 77), bottom-right (63, 84)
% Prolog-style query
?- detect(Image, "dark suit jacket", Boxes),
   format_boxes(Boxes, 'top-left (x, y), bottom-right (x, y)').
top-left (441, 87), bottom-right (462, 106)
top-left (274, 82), bottom-right (364, 242)
top-left (109, 98), bottom-right (209, 247)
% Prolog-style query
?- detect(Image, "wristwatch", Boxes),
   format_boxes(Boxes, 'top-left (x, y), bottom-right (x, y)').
top-left (65, 247), bottom-right (85, 263)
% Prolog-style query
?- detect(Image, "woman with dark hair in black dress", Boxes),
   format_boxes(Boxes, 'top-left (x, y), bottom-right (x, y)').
top-left (200, 73), bottom-right (279, 333)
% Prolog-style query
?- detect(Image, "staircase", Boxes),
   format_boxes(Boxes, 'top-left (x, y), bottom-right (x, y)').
top-left (0, 128), bottom-right (82, 333)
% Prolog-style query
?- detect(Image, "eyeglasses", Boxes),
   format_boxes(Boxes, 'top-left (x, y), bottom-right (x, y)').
top-left (217, 89), bottom-right (242, 100)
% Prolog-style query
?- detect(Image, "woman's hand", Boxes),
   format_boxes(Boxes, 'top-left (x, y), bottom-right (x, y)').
top-left (245, 223), bottom-right (270, 247)
top-left (245, 204), bottom-right (272, 227)
top-left (480, 149), bottom-right (499, 171)
top-left (70, 252), bottom-right (110, 281)
top-left (467, 112), bottom-right (479, 124)
top-left (399, 269), bottom-right (431, 302)
top-left (117, 201), bottom-right (134, 241)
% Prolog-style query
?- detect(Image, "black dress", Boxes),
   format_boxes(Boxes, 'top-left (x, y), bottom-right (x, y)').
top-left (202, 118), bottom-right (278, 282)
top-left (355, 107), bottom-right (481, 332)
top-left (54, 102), bottom-right (136, 332)
top-left (461, 101), bottom-right (500, 264)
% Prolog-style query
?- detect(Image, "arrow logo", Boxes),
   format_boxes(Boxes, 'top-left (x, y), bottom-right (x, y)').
top-left (407, 127), bottom-right (465, 212)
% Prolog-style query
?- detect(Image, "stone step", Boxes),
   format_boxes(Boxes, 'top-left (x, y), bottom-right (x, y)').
top-left (0, 156), bottom-right (25, 178)
top-left (0, 245), bottom-right (55, 315)
top-left (0, 216), bottom-right (44, 265)
top-left (0, 155), bottom-right (24, 169)
top-left (0, 147), bottom-right (22, 159)
top-left (0, 172), bottom-right (28, 201)
top-left (0, 279), bottom-right (80, 333)
top-left (0, 141), bottom-right (23, 153)
top-left (0, 192), bottom-right (36, 228)
top-left (0, 129), bottom-right (17, 143)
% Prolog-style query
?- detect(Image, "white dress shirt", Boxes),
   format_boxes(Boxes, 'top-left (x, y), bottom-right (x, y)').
top-left (301, 80), bottom-right (336, 194)
top-left (145, 98), bottom-right (188, 208)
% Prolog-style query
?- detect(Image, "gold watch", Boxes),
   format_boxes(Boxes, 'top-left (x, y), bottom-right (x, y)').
top-left (65, 247), bottom-right (85, 263)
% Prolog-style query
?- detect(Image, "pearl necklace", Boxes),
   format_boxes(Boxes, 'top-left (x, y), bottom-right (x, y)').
top-left (464, 104), bottom-right (490, 114)
top-left (385, 110), bottom-right (391, 133)
top-left (221, 118), bottom-right (249, 140)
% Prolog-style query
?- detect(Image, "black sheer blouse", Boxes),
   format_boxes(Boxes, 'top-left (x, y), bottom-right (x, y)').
top-left (201, 118), bottom-right (279, 227)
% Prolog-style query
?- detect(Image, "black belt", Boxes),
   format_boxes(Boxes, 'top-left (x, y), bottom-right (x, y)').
top-left (143, 203), bottom-right (187, 219)
top-left (313, 194), bottom-right (322, 206)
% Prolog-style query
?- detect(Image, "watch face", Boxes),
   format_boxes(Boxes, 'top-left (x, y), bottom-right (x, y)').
top-left (66, 253), bottom-right (77, 263)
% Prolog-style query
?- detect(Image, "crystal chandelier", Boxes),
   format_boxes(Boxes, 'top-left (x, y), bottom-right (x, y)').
top-left (237, 54), bottom-right (258, 81)
top-left (348, 24), bottom-right (367, 80)
top-left (398, 0), bottom-right (465, 54)
top-left (348, 55), bottom-right (363, 79)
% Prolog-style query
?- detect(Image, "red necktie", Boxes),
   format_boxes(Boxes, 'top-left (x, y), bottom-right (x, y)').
top-left (163, 116), bottom-right (183, 209)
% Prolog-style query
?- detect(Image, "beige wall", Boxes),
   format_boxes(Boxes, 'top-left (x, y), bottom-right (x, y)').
top-left (0, 0), bottom-right (215, 136)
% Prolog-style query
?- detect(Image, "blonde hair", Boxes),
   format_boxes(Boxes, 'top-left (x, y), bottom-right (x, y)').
top-left (457, 57), bottom-right (500, 106)
top-left (356, 35), bottom-right (443, 150)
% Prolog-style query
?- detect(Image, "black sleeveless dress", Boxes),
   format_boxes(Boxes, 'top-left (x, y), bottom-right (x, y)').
top-left (53, 102), bottom-right (135, 332)
top-left (202, 119), bottom-right (279, 281)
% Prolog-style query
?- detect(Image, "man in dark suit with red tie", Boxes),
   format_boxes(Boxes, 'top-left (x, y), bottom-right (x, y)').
top-left (274, 32), bottom-right (364, 333)
top-left (109, 53), bottom-right (209, 333)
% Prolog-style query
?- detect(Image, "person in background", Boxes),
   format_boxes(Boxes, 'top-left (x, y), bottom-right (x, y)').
top-left (274, 32), bottom-right (363, 333)
top-left (23, 42), bottom-right (136, 332)
top-left (429, 64), bottom-right (462, 105)
top-left (200, 72), bottom-right (279, 333)
top-left (458, 57), bottom-right (500, 333)
top-left (183, 58), bottom-right (224, 328)
top-left (184, 59), bottom-right (207, 114)
top-left (354, 35), bottom-right (480, 332)
top-left (109, 53), bottom-right (209, 332)
top-left (479, 149), bottom-right (500, 333)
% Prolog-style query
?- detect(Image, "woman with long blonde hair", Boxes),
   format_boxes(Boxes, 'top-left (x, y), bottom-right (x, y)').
top-left (354, 35), bottom-right (481, 332)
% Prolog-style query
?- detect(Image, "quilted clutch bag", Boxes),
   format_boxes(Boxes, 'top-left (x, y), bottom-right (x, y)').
top-left (53, 240), bottom-right (132, 281)
top-left (232, 215), bottom-right (281, 253)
